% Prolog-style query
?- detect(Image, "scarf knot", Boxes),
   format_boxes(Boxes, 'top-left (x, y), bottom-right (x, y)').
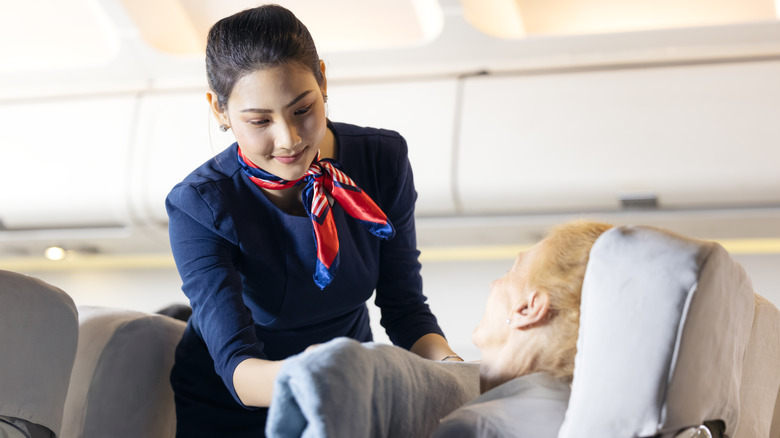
top-left (238, 147), bottom-right (395, 289)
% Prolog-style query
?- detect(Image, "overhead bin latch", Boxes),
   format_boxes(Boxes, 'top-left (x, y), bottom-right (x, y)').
top-left (619, 192), bottom-right (659, 210)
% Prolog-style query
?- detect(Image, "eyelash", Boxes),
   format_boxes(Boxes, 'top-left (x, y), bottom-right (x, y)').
top-left (294, 104), bottom-right (313, 116)
top-left (248, 104), bottom-right (313, 126)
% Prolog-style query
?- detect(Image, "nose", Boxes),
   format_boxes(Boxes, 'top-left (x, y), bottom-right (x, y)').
top-left (275, 119), bottom-right (302, 150)
top-left (471, 325), bottom-right (482, 346)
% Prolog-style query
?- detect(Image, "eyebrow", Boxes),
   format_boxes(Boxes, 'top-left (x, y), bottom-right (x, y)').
top-left (240, 90), bottom-right (313, 113)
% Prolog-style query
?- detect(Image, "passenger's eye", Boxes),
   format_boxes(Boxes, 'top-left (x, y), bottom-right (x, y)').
top-left (249, 119), bottom-right (271, 126)
top-left (294, 104), bottom-right (313, 116)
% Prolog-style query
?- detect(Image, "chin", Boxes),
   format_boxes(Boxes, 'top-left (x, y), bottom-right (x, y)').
top-left (270, 164), bottom-right (308, 181)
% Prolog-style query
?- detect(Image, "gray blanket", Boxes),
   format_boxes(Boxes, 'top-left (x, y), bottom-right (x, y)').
top-left (266, 338), bottom-right (480, 438)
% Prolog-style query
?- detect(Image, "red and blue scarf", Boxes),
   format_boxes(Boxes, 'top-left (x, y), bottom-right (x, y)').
top-left (238, 147), bottom-right (395, 289)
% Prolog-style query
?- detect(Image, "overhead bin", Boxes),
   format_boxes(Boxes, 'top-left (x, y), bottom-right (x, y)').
top-left (128, 90), bottom-right (232, 226)
top-left (455, 59), bottom-right (780, 215)
top-left (328, 78), bottom-right (459, 215)
top-left (0, 95), bottom-right (137, 230)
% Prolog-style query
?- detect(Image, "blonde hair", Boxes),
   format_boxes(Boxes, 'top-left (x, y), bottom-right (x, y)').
top-left (526, 220), bottom-right (612, 379)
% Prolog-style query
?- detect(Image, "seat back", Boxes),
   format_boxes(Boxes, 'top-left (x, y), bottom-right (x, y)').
top-left (558, 226), bottom-right (755, 438)
top-left (773, 388), bottom-right (780, 438)
top-left (736, 293), bottom-right (780, 437)
top-left (0, 270), bottom-right (79, 438)
top-left (61, 306), bottom-right (185, 438)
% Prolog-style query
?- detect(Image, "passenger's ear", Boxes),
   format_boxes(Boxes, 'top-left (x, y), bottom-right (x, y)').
top-left (508, 290), bottom-right (550, 329)
top-left (206, 91), bottom-right (228, 126)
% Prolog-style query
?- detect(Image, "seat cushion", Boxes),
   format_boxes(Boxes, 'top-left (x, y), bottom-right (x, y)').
top-left (736, 294), bottom-right (780, 438)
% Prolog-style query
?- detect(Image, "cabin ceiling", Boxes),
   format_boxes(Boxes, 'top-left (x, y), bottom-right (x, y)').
top-left (1, 0), bottom-right (778, 73)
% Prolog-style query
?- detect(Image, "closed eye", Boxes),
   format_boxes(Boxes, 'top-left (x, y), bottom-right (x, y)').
top-left (294, 104), bottom-right (313, 116)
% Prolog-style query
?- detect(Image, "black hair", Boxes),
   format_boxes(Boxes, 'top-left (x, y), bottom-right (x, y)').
top-left (205, 4), bottom-right (323, 109)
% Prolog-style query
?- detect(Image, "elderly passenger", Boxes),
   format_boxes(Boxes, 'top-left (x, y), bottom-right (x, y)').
top-left (432, 220), bottom-right (612, 438)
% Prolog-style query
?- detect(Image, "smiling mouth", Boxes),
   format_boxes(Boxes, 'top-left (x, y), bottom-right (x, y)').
top-left (274, 148), bottom-right (306, 164)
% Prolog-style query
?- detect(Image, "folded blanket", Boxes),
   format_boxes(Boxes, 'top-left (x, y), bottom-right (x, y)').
top-left (266, 337), bottom-right (480, 438)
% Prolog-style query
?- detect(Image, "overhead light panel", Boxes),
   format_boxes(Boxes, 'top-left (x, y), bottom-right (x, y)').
top-left (119, 0), bottom-right (203, 54)
top-left (464, 0), bottom-right (779, 38)
top-left (461, 0), bottom-right (526, 39)
top-left (0, 0), bottom-right (119, 73)
top-left (124, 0), bottom-right (444, 55)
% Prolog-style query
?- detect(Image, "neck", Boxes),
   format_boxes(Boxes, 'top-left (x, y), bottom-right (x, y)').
top-left (260, 184), bottom-right (306, 216)
top-left (480, 328), bottom-right (551, 392)
top-left (320, 126), bottom-right (336, 159)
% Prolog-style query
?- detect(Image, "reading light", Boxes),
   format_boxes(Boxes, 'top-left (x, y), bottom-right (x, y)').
top-left (44, 246), bottom-right (67, 261)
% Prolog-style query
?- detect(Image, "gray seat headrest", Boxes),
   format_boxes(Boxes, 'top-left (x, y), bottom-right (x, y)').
top-left (558, 226), bottom-right (754, 437)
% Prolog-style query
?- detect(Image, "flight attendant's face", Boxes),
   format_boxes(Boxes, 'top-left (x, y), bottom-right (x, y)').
top-left (209, 61), bottom-right (329, 181)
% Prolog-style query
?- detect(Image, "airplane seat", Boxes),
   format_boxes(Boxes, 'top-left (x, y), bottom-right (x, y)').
top-left (558, 225), bottom-right (760, 438)
top-left (61, 306), bottom-right (185, 438)
top-left (774, 388), bottom-right (780, 438)
top-left (0, 270), bottom-right (79, 438)
top-left (736, 293), bottom-right (780, 438)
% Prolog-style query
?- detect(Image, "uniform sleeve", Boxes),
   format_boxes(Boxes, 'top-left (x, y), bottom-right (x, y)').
top-left (166, 182), bottom-right (264, 407)
top-left (373, 133), bottom-right (445, 349)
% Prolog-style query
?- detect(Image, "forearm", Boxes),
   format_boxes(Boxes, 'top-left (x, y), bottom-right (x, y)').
top-left (233, 358), bottom-right (284, 407)
top-left (410, 333), bottom-right (462, 361)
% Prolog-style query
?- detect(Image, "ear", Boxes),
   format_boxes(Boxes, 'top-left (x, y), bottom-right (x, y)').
top-left (508, 290), bottom-right (550, 329)
top-left (319, 59), bottom-right (328, 96)
top-left (206, 90), bottom-right (228, 126)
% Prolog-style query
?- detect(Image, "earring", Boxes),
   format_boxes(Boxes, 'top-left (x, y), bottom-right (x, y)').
top-left (323, 93), bottom-right (328, 103)
top-left (219, 124), bottom-right (230, 132)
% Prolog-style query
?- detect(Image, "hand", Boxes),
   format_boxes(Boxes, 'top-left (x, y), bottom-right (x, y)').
top-left (411, 333), bottom-right (462, 362)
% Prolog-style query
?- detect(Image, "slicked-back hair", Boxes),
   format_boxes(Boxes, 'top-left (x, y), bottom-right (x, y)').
top-left (206, 4), bottom-right (323, 109)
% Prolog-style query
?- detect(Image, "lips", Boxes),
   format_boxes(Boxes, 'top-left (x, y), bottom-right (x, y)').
top-left (274, 148), bottom-right (306, 165)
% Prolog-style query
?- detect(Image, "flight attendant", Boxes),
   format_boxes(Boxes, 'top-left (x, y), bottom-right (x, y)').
top-left (166, 4), bottom-right (461, 436)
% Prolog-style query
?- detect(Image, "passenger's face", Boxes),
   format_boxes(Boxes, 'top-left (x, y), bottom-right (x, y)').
top-left (472, 242), bottom-right (541, 368)
top-left (219, 63), bottom-right (328, 181)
